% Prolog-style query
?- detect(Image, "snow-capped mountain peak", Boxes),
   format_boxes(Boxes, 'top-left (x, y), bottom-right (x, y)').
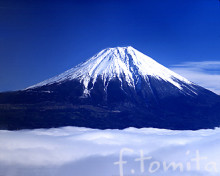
top-left (2, 47), bottom-right (220, 131)
top-left (28, 46), bottom-right (193, 94)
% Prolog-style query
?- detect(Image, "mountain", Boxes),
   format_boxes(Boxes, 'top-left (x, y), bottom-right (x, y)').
top-left (0, 46), bottom-right (220, 130)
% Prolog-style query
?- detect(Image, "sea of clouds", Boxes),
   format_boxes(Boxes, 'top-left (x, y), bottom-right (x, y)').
top-left (0, 126), bottom-right (220, 176)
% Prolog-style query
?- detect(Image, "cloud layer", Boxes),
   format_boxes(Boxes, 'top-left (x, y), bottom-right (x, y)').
top-left (1, 127), bottom-right (220, 176)
top-left (170, 61), bottom-right (220, 94)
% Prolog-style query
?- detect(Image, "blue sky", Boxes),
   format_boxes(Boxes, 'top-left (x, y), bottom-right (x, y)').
top-left (0, 0), bottom-right (220, 93)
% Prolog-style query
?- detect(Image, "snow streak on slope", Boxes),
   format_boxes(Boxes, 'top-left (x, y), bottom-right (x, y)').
top-left (28, 46), bottom-right (193, 93)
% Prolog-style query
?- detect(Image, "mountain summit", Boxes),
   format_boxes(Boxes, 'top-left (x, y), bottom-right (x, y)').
top-left (29, 46), bottom-right (196, 96)
top-left (0, 46), bottom-right (220, 130)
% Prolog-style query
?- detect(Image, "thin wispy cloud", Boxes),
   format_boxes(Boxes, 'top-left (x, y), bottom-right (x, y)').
top-left (170, 61), bottom-right (220, 94)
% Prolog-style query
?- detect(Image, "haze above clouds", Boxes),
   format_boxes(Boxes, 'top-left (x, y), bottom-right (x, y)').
top-left (170, 61), bottom-right (220, 94)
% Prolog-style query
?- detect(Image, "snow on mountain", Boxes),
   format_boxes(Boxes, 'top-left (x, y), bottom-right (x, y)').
top-left (28, 46), bottom-right (196, 95)
top-left (1, 47), bottom-right (220, 130)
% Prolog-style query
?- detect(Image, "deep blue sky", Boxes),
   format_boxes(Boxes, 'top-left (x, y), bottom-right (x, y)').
top-left (0, 0), bottom-right (220, 92)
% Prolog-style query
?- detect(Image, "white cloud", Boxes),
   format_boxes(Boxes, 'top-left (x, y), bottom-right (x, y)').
top-left (1, 127), bottom-right (220, 176)
top-left (169, 61), bottom-right (220, 94)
